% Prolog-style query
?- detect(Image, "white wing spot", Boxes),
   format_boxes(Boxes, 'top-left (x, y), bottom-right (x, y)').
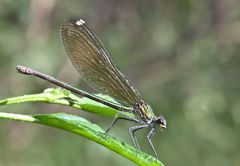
top-left (76, 19), bottom-right (85, 26)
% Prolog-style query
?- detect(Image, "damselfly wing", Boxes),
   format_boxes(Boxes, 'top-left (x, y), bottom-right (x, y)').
top-left (60, 19), bottom-right (142, 107)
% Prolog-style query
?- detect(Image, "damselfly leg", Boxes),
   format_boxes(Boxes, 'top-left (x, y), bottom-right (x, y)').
top-left (105, 111), bottom-right (143, 134)
top-left (129, 124), bottom-right (149, 150)
top-left (147, 126), bottom-right (158, 159)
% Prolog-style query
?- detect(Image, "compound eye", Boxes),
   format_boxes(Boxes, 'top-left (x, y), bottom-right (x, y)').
top-left (158, 116), bottom-right (166, 129)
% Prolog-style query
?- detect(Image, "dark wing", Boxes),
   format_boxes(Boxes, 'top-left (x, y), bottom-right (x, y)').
top-left (60, 18), bottom-right (142, 106)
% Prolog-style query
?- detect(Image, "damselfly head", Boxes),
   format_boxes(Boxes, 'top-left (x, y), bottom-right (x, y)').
top-left (156, 116), bottom-right (167, 129)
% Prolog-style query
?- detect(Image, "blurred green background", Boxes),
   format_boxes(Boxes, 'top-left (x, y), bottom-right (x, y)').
top-left (0, 0), bottom-right (240, 165)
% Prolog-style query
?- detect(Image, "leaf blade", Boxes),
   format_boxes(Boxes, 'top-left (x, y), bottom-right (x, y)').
top-left (0, 112), bottom-right (164, 166)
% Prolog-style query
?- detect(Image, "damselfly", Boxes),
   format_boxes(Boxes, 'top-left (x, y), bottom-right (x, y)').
top-left (16, 18), bottom-right (166, 159)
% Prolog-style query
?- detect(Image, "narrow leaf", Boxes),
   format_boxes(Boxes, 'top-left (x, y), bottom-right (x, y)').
top-left (0, 112), bottom-right (164, 166)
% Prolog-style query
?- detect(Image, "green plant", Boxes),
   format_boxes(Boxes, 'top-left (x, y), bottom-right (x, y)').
top-left (0, 88), bottom-right (164, 166)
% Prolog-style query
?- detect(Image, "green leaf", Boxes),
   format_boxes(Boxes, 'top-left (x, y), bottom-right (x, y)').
top-left (0, 112), bottom-right (164, 166)
top-left (0, 88), bottom-right (133, 117)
